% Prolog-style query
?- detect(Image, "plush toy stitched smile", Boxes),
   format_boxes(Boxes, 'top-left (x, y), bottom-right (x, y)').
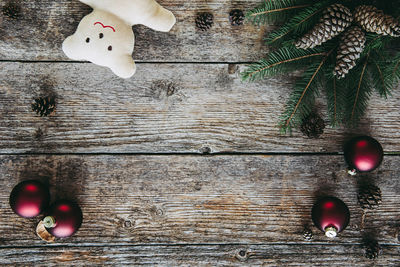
top-left (62, 0), bottom-right (176, 78)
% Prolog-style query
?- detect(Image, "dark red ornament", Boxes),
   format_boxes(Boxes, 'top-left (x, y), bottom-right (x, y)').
top-left (344, 136), bottom-right (383, 175)
top-left (311, 196), bottom-right (350, 238)
top-left (43, 200), bottom-right (83, 238)
top-left (9, 180), bottom-right (50, 218)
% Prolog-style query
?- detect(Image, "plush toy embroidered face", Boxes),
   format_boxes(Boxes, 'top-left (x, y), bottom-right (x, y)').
top-left (62, 0), bottom-right (176, 78)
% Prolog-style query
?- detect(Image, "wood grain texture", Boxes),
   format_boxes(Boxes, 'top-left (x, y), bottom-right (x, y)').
top-left (1, 244), bottom-right (400, 266)
top-left (0, 62), bottom-right (399, 153)
top-left (0, 155), bottom-right (399, 247)
top-left (0, 0), bottom-right (266, 62)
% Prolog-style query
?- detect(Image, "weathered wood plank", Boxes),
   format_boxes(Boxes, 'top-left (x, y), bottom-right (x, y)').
top-left (1, 62), bottom-right (399, 153)
top-left (0, 155), bottom-right (399, 246)
top-left (1, 244), bottom-right (400, 266)
top-left (0, 0), bottom-right (266, 61)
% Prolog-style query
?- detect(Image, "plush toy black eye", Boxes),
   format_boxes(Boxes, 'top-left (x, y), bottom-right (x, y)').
top-left (86, 37), bottom-right (90, 43)
top-left (99, 33), bottom-right (104, 39)
top-left (108, 45), bottom-right (112, 51)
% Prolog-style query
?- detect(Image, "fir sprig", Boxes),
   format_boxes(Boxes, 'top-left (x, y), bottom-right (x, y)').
top-left (243, 0), bottom-right (400, 132)
top-left (246, 0), bottom-right (310, 25)
top-left (241, 46), bottom-right (326, 81)
top-left (265, 1), bottom-right (332, 45)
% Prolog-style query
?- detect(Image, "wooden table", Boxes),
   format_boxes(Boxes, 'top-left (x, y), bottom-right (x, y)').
top-left (1, 0), bottom-right (400, 266)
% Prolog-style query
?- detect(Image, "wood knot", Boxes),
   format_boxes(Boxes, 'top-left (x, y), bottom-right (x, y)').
top-left (199, 146), bottom-right (211, 154)
top-left (123, 220), bottom-right (133, 228)
top-left (235, 249), bottom-right (250, 262)
top-left (228, 64), bottom-right (238, 74)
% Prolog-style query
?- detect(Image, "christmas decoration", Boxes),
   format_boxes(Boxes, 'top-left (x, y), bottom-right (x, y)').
top-left (243, 0), bottom-right (400, 132)
top-left (354, 5), bottom-right (400, 37)
top-left (62, 0), bottom-right (176, 78)
top-left (334, 26), bottom-right (366, 79)
top-left (195, 12), bottom-right (214, 31)
top-left (32, 96), bottom-right (56, 117)
top-left (344, 136), bottom-right (383, 175)
top-left (358, 183), bottom-right (382, 210)
top-left (2, 2), bottom-right (21, 19)
top-left (229, 9), bottom-right (245, 26)
top-left (36, 220), bottom-right (55, 242)
top-left (299, 112), bottom-right (325, 138)
top-left (43, 199), bottom-right (83, 238)
top-left (311, 196), bottom-right (350, 238)
top-left (302, 226), bottom-right (313, 241)
top-left (362, 236), bottom-right (382, 259)
top-left (9, 180), bottom-right (50, 218)
top-left (295, 4), bottom-right (353, 49)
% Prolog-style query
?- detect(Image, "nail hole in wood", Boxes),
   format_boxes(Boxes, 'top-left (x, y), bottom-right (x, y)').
top-left (124, 220), bottom-right (132, 228)
top-left (235, 249), bottom-right (249, 261)
top-left (200, 146), bottom-right (211, 154)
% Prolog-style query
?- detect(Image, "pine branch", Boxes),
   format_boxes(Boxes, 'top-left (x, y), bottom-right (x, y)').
top-left (265, 0), bottom-right (332, 46)
top-left (368, 51), bottom-right (392, 98)
top-left (246, 0), bottom-right (310, 25)
top-left (344, 52), bottom-right (373, 127)
top-left (279, 49), bottom-right (333, 132)
top-left (324, 65), bottom-right (346, 126)
top-left (241, 46), bottom-right (325, 81)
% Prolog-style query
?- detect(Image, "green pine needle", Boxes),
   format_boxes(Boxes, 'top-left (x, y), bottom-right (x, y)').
top-left (246, 0), bottom-right (310, 25)
top-left (344, 52), bottom-right (373, 127)
top-left (241, 46), bottom-right (326, 81)
top-left (265, 0), bottom-right (332, 46)
top-left (279, 50), bottom-right (333, 132)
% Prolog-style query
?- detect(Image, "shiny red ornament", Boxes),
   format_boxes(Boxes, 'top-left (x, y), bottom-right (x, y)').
top-left (43, 200), bottom-right (83, 238)
top-left (9, 180), bottom-right (50, 218)
top-left (344, 136), bottom-right (383, 174)
top-left (311, 196), bottom-right (350, 238)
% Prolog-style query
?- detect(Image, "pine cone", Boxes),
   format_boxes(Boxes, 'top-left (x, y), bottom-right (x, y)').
top-left (195, 12), bottom-right (214, 31)
top-left (300, 113), bottom-right (325, 138)
top-left (362, 238), bottom-right (382, 259)
top-left (302, 227), bottom-right (313, 241)
top-left (358, 183), bottom-right (382, 210)
top-left (334, 26), bottom-right (366, 79)
top-left (32, 96), bottom-right (56, 117)
top-left (2, 2), bottom-right (21, 19)
top-left (354, 5), bottom-right (400, 37)
top-left (229, 9), bottom-right (244, 26)
top-left (295, 4), bottom-right (353, 49)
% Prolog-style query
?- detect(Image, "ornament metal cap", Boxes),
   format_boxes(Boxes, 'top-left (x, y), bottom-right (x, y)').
top-left (347, 168), bottom-right (357, 176)
top-left (43, 216), bottom-right (56, 228)
top-left (324, 226), bottom-right (338, 238)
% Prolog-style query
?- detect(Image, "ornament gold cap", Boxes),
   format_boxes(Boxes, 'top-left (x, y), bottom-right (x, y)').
top-left (324, 226), bottom-right (338, 238)
top-left (43, 216), bottom-right (56, 228)
top-left (347, 168), bottom-right (357, 176)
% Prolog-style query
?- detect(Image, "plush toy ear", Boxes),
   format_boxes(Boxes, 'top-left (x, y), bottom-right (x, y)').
top-left (142, 7), bottom-right (176, 32)
top-left (110, 55), bottom-right (136, 79)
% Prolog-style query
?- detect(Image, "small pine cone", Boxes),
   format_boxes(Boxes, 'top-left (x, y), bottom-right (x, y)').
top-left (229, 9), bottom-right (244, 26)
top-left (357, 183), bottom-right (382, 210)
top-left (295, 4), bottom-right (353, 49)
top-left (2, 2), bottom-right (21, 19)
top-left (334, 26), bottom-right (366, 79)
top-left (32, 96), bottom-right (56, 117)
top-left (195, 12), bottom-right (213, 31)
top-left (302, 227), bottom-right (313, 241)
top-left (362, 238), bottom-right (382, 259)
top-left (354, 5), bottom-right (400, 37)
top-left (300, 113), bottom-right (325, 138)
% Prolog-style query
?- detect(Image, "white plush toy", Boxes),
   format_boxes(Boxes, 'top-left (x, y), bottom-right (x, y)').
top-left (62, 0), bottom-right (176, 78)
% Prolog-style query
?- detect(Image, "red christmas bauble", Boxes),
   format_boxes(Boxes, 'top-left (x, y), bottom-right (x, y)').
top-left (311, 196), bottom-right (350, 238)
top-left (43, 200), bottom-right (83, 238)
top-left (344, 136), bottom-right (383, 174)
top-left (9, 180), bottom-right (50, 218)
